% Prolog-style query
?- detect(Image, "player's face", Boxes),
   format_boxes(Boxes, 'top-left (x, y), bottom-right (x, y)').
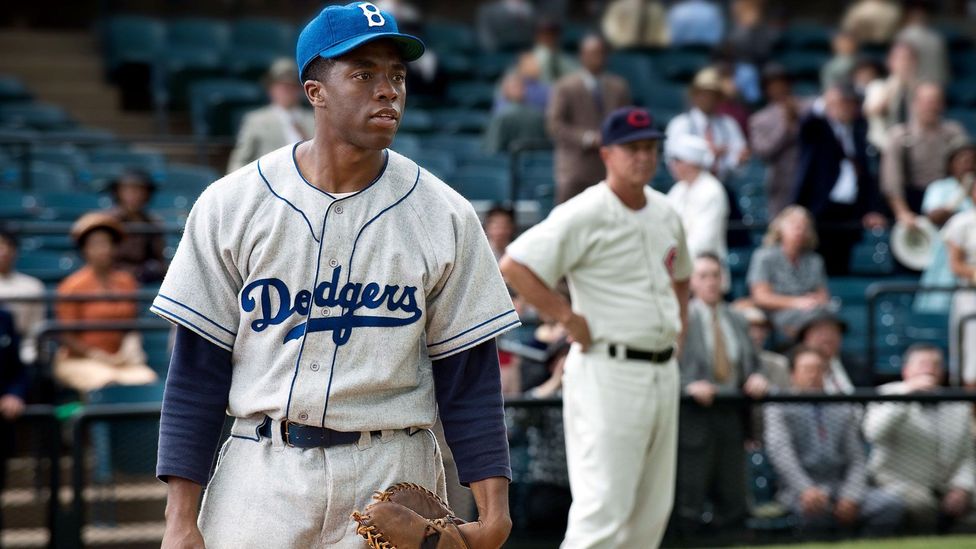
top-left (791, 352), bottom-right (826, 392)
top-left (690, 257), bottom-right (723, 305)
top-left (316, 40), bottom-right (407, 150)
top-left (603, 139), bottom-right (659, 188)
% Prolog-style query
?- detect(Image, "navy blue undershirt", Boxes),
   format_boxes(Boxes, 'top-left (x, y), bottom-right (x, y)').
top-left (156, 326), bottom-right (511, 486)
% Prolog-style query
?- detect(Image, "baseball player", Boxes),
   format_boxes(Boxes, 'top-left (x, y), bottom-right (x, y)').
top-left (501, 107), bottom-right (691, 548)
top-left (153, 3), bottom-right (519, 548)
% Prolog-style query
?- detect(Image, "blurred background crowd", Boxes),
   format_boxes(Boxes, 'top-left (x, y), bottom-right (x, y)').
top-left (2, 0), bottom-right (976, 547)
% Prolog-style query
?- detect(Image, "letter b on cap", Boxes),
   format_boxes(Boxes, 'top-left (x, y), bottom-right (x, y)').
top-left (359, 3), bottom-right (385, 27)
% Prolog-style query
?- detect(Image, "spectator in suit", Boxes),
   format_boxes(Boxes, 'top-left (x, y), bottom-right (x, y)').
top-left (667, 67), bottom-right (749, 182)
top-left (0, 229), bottom-right (45, 364)
top-left (601, 0), bottom-right (669, 50)
top-left (0, 307), bottom-right (27, 538)
top-left (882, 83), bottom-right (970, 227)
top-left (104, 168), bottom-right (167, 283)
top-left (476, 0), bottom-right (535, 52)
top-left (795, 312), bottom-right (869, 393)
top-left (841, 0), bottom-right (903, 45)
top-left (227, 59), bottom-right (315, 172)
top-left (747, 206), bottom-right (832, 338)
top-left (546, 34), bottom-right (631, 203)
top-left (676, 253), bottom-right (769, 533)
top-left (793, 84), bottom-right (887, 276)
top-left (750, 64), bottom-right (810, 217)
top-left (764, 346), bottom-right (904, 537)
top-left (864, 41), bottom-right (918, 150)
top-left (732, 301), bottom-right (791, 391)
top-left (895, 0), bottom-right (949, 86)
top-left (483, 71), bottom-right (549, 154)
top-left (54, 213), bottom-right (157, 393)
top-left (864, 345), bottom-right (976, 531)
top-left (667, 0), bottom-right (724, 47)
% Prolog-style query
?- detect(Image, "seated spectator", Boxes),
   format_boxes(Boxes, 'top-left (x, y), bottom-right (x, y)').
top-left (841, 0), bottom-right (902, 45)
top-left (601, 0), bottom-right (669, 50)
top-left (483, 72), bottom-right (549, 154)
top-left (0, 306), bottom-right (27, 538)
top-left (795, 312), bottom-right (869, 393)
top-left (944, 185), bottom-right (976, 388)
top-left (864, 345), bottom-right (975, 531)
top-left (882, 83), bottom-right (970, 229)
top-left (747, 206), bottom-right (832, 338)
top-left (665, 135), bottom-right (729, 282)
top-left (675, 253), bottom-right (768, 534)
top-left (227, 59), bottom-right (314, 173)
top-left (864, 41), bottom-right (918, 150)
top-left (476, 0), bottom-right (535, 52)
top-left (750, 64), bottom-right (811, 217)
top-left (667, 67), bottom-right (749, 182)
top-left (104, 169), bottom-right (167, 283)
top-left (733, 301), bottom-right (791, 391)
top-left (821, 31), bottom-right (859, 91)
top-left (915, 142), bottom-right (975, 314)
top-left (716, 62), bottom-right (752, 136)
top-left (895, 0), bottom-right (949, 85)
top-left (532, 21), bottom-right (578, 85)
top-left (0, 229), bottom-right (45, 364)
top-left (794, 84), bottom-right (887, 276)
top-left (667, 0), bottom-right (724, 47)
top-left (765, 346), bottom-right (903, 537)
top-left (484, 205), bottom-right (516, 261)
top-left (55, 213), bottom-right (157, 393)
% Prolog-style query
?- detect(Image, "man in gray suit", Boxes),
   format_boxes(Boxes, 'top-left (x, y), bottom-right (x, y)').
top-left (765, 347), bottom-right (903, 537)
top-left (676, 253), bottom-right (769, 533)
top-left (227, 58), bottom-right (316, 173)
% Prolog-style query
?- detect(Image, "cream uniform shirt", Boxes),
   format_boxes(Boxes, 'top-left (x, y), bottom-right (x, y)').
top-left (507, 182), bottom-right (692, 351)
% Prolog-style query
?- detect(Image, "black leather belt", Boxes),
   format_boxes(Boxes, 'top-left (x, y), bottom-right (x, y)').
top-left (607, 344), bottom-right (674, 363)
top-left (257, 417), bottom-right (379, 448)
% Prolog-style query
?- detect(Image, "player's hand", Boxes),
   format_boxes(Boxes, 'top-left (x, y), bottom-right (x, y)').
top-left (561, 312), bottom-right (592, 352)
top-left (799, 487), bottom-right (830, 516)
top-left (161, 519), bottom-right (205, 549)
top-left (686, 381), bottom-right (717, 407)
top-left (942, 488), bottom-right (971, 517)
top-left (0, 394), bottom-right (25, 421)
top-left (456, 515), bottom-right (512, 549)
top-left (743, 374), bottom-right (769, 399)
top-left (834, 498), bottom-right (860, 525)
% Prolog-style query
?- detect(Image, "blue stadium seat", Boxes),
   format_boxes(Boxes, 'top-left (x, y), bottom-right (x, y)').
top-left (656, 49), bottom-right (709, 82)
top-left (437, 51), bottom-right (475, 79)
top-left (607, 52), bottom-right (660, 107)
top-left (102, 16), bottom-right (167, 71)
top-left (950, 49), bottom-right (976, 78)
top-left (159, 163), bottom-right (218, 194)
top-left (447, 81), bottom-right (496, 110)
top-left (149, 191), bottom-right (193, 211)
top-left (166, 18), bottom-right (231, 54)
top-left (424, 21), bottom-right (477, 53)
top-left (89, 148), bottom-right (166, 173)
top-left (231, 18), bottom-right (294, 55)
top-left (459, 155), bottom-right (510, 173)
top-left (0, 189), bottom-right (35, 219)
top-left (779, 22), bottom-right (831, 52)
top-left (948, 109), bottom-right (976, 136)
top-left (473, 52), bottom-right (516, 81)
top-left (411, 150), bottom-right (456, 180)
top-left (775, 51), bottom-right (830, 80)
top-left (451, 167), bottom-right (510, 202)
top-left (0, 75), bottom-right (32, 103)
top-left (391, 133), bottom-right (421, 158)
top-left (189, 78), bottom-right (266, 136)
top-left (431, 109), bottom-right (490, 134)
top-left (15, 250), bottom-right (81, 281)
top-left (87, 383), bottom-right (165, 482)
top-left (644, 82), bottom-right (686, 113)
top-left (848, 242), bottom-right (894, 276)
top-left (14, 162), bottom-right (78, 192)
top-left (947, 78), bottom-right (976, 108)
top-left (37, 192), bottom-right (111, 220)
top-left (726, 247), bottom-right (753, 276)
top-left (43, 126), bottom-right (117, 147)
top-left (398, 109), bottom-right (434, 133)
top-left (22, 145), bottom-right (89, 173)
top-left (159, 48), bottom-right (225, 110)
top-left (225, 49), bottom-right (283, 82)
top-left (142, 331), bottom-right (172, 376)
top-left (421, 134), bottom-right (485, 160)
top-left (828, 278), bottom-right (873, 304)
top-left (0, 103), bottom-right (74, 131)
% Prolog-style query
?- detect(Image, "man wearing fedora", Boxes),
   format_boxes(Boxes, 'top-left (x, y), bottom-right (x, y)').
top-left (666, 66), bottom-right (748, 182)
top-left (227, 58), bottom-right (315, 173)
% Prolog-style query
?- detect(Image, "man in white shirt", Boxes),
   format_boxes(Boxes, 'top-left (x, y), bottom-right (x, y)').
top-left (665, 134), bottom-right (729, 286)
top-left (0, 230), bottom-right (45, 364)
top-left (666, 67), bottom-right (748, 181)
top-left (227, 58), bottom-right (316, 172)
top-left (501, 107), bottom-right (691, 548)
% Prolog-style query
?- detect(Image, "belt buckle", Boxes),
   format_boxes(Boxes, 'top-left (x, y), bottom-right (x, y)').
top-left (281, 420), bottom-right (295, 447)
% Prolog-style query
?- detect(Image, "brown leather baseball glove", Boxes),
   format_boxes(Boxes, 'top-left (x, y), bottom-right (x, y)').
top-left (352, 483), bottom-right (470, 549)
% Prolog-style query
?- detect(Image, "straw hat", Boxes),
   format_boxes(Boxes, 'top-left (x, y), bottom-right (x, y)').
top-left (70, 212), bottom-right (125, 246)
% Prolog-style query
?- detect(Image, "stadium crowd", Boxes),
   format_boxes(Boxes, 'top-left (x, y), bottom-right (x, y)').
top-left (1, 0), bottom-right (976, 545)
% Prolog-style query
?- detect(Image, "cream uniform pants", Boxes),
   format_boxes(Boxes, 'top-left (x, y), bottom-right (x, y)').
top-left (198, 417), bottom-right (447, 548)
top-left (560, 344), bottom-right (680, 549)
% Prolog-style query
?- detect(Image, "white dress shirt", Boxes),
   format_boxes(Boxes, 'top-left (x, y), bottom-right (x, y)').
top-left (666, 108), bottom-right (746, 180)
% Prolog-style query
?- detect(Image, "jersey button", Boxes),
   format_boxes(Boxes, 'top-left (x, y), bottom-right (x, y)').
top-left (322, 308), bottom-right (331, 316)
top-left (298, 412), bottom-right (308, 421)
top-left (329, 258), bottom-right (338, 267)
top-left (335, 205), bottom-right (344, 214)
top-left (310, 363), bottom-right (320, 371)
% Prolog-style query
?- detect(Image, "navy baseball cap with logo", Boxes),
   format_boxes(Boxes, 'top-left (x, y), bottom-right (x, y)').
top-left (601, 107), bottom-right (666, 146)
top-left (296, 2), bottom-right (426, 79)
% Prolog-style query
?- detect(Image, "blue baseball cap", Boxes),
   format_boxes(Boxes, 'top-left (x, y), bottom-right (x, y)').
top-left (601, 107), bottom-right (665, 146)
top-left (296, 2), bottom-right (426, 79)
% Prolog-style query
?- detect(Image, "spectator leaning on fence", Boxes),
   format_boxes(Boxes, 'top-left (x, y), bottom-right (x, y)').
top-left (764, 346), bottom-right (904, 537)
top-left (675, 252), bottom-right (768, 534)
top-left (0, 229), bottom-right (45, 364)
top-left (54, 213), bottom-right (157, 393)
top-left (747, 206), bottom-right (832, 338)
top-left (944, 181), bottom-right (976, 388)
top-left (104, 168), bottom-right (168, 284)
top-left (864, 344), bottom-right (976, 532)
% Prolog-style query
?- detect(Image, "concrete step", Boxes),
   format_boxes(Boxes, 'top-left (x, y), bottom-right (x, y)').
top-left (0, 31), bottom-right (96, 55)
top-left (2, 481), bottom-right (167, 529)
top-left (0, 527), bottom-right (48, 549)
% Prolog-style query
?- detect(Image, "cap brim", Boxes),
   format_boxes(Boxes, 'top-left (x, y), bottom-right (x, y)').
top-left (317, 32), bottom-right (425, 63)
top-left (606, 128), bottom-right (666, 146)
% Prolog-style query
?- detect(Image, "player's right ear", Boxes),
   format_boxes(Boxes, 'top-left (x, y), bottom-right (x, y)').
top-left (304, 80), bottom-right (327, 109)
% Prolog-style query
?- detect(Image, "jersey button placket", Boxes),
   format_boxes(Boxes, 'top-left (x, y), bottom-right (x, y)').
top-left (310, 362), bottom-right (320, 372)
top-left (334, 205), bottom-right (344, 214)
top-left (329, 258), bottom-right (338, 268)
top-left (298, 412), bottom-right (309, 422)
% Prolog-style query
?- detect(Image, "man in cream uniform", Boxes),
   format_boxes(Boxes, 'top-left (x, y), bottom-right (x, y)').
top-left (501, 106), bottom-right (691, 548)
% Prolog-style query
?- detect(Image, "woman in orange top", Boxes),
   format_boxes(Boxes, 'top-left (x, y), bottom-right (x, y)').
top-left (55, 212), bottom-right (157, 393)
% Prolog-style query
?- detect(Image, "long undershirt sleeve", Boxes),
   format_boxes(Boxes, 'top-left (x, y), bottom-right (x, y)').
top-left (156, 325), bottom-right (233, 486)
top-left (432, 339), bottom-right (512, 485)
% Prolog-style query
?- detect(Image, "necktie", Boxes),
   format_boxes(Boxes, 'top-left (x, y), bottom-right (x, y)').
top-left (712, 308), bottom-right (731, 384)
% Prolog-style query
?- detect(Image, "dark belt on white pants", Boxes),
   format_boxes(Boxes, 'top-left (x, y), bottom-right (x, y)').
top-left (606, 343), bottom-right (674, 363)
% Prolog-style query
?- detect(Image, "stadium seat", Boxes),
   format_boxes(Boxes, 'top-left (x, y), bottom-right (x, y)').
top-left (159, 163), bottom-right (218, 194)
top-left (950, 49), bottom-right (976, 78)
top-left (436, 51), bottom-right (476, 79)
top-left (446, 81), bottom-right (496, 109)
top-left (225, 49), bottom-right (283, 82)
top-left (726, 247), bottom-right (753, 276)
top-left (159, 48), bottom-right (225, 110)
top-left (398, 109), bottom-right (434, 133)
top-left (15, 162), bottom-right (77, 192)
top-left (36, 192), bottom-right (111, 220)
top-left (189, 78), bottom-right (266, 136)
top-left (19, 233), bottom-right (75, 252)
top-left (656, 49), bottom-right (709, 82)
top-left (828, 277), bottom-right (873, 304)
top-left (607, 52), bottom-right (660, 107)
top-left (848, 242), bottom-right (894, 276)
top-left (424, 21), bottom-right (477, 53)
top-left (149, 190), bottom-right (193, 211)
top-left (775, 51), bottom-right (830, 81)
top-left (391, 133), bottom-right (421, 158)
top-left (15, 250), bottom-right (81, 281)
top-left (0, 75), bottom-right (32, 103)
top-left (21, 145), bottom-right (89, 173)
top-left (87, 382), bottom-right (165, 483)
top-left (0, 189), bottom-right (35, 219)
top-left (231, 18), bottom-right (294, 55)
top-left (142, 331), bottom-right (172, 377)
top-left (430, 109), bottom-right (490, 134)
top-left (43, 126), bottom-right (118, 147)
top-left (0, 103), bottom-right (74, 131)
top-left (102, 16), bottom-right (167, 71)
top-left (421, 134), bottom-right (485, 160)
top-left (473, 51), bottom-right (516, 81)
top-left (411, 150), bottom-right (456, 180)
top-left (948, 109), bottom-right (976, 136)
top-left (643, 82), bottom-right (686, 113)
top-left (166, 18), bottom-right (231, 54)
top-left (947, 77), bottom-right (976, 108)
top-left (459, 155), bottom-right (510, 173)
top-left (779, 21), bottom-right (831, 52)
top-left (451, 167), bottom-right (510, 202)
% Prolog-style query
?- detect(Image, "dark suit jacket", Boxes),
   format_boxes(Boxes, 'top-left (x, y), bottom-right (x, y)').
top-left (792, 114), bottom-right (881, 217)
top-left (546, 71), bottom-right (631, 200)
top-left (0, 308), bottom-right (26, 400)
